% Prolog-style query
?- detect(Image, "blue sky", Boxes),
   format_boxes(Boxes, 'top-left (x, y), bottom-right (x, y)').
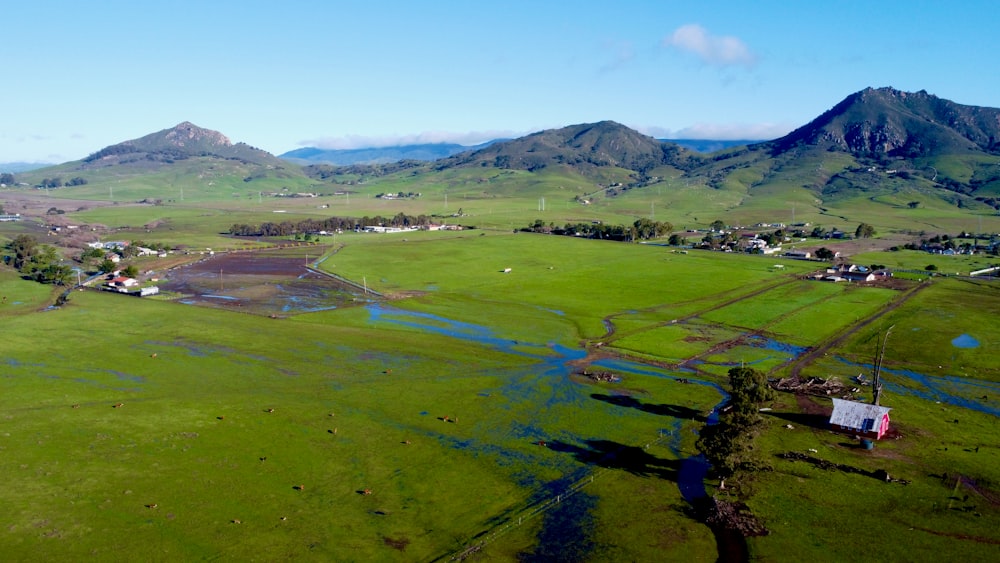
top-left (2, 0), bottom-right (998, 163)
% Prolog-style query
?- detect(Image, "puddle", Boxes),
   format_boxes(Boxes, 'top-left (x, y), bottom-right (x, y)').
top-left (951, 334), bottom-right (980, 348)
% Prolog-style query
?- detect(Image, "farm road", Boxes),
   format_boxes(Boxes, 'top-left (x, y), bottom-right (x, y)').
top-left (784, 279), bottom-right (930, 379)
top-left (597, 276), bottom-right (801, 346)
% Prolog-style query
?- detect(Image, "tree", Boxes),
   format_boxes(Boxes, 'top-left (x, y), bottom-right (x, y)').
top-left (710, 219), bottom-right (726, 232)
top-left (98, 258), bottom-right (116, 273)
top-left (726, 366), bottom-right (774, 419)
top-left (7, 234), bottom-right (37, 271)
top-left (122, 265), bottom-right (139, 278)
top-left (815, 247), bottom-right (835, 260)
top-left (855, 223), bottom-right (876, 238)
top-left (907, 201), bottom-right (921, 209)
top-left (696, 366), bottom-right (774, 479)
top-left (81, 247), bottom-right (105, 260)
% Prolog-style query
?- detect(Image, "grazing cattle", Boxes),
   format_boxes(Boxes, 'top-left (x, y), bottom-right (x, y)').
top-left (403, 440), bottom-right (411, 445)
top-left (363, 488), bottom-right (372, 495)
top-left (217, 416), bottom-right (225, 420)
top-left (232, 519), bottom-right (242, 524)
top-left (146, 503), bottom-right (158, 509)
top-left (71, 404), bottom-right (80, 409)
top-left (266, 408), bottom-right (274, 413)
top-left (259, 456), bottom-right (267, 462)
top-left (113, 403), bottom-right (124, 408)
top-left (150, 353), bottom-right (157, 358)
top-left (294, 485), bottom-right (305, 491)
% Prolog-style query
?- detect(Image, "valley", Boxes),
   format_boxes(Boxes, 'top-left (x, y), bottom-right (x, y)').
top-left (2, 87), bottom-right (1000, 561)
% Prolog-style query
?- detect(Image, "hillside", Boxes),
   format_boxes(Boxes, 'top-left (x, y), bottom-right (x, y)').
top-left (12, 122), bottom-right (310, 194)
top-left (436, 121), bottom-right (696, 175)
top-left (763, 87), bottom-right (1000, 158)
top-left (690, 88), bottom-right (1000, 216)
top-left (5, 88), bottom-right (1000, 235)
top-left (80, 122), bottom-right (290, 169)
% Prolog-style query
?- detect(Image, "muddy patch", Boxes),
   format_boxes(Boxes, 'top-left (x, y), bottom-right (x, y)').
top-left (158, 250), bottom-right (366, 315)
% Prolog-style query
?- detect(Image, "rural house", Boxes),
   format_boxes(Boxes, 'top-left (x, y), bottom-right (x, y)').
top-left (829, 398), bottom-right (891, 439)
top-left (106, 277), bottom-right (138, 292)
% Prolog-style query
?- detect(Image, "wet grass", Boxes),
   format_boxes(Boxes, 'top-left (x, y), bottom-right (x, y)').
top-left (835, 278), bottom-right (1000, 381)
top-left (2, 228), bottom-right (999, 560)
top-left (0, 289), bottom-right (719, 561)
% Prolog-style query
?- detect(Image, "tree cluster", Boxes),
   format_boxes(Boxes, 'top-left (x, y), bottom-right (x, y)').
top-left (696, 367), bottom-right (774, 479)
top-left (228, 213), bottom-right (433, 237)
top-left (522, 218), bottom-right (673, 242)
top-left (3, 234), bottom-right (71, 285)
top-left (855, 223), bottom-right (876, 238)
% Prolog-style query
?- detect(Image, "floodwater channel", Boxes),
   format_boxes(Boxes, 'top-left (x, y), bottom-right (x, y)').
top-left (367, 304), bottom-right (735, 557)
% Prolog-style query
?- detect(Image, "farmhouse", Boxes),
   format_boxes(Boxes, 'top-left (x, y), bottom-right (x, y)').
top-left (820, 264), bottom-right (882, 283)
top-left (829, 398), bottom-right (891, 439)
top-left (362, 226), bottom-right (419, 233)
top-left (106, 277), bottom-right (138, 292)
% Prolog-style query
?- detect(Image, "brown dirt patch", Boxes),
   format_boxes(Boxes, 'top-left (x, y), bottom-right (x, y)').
top-left (795, 394), bottom-right (832, 417)
top-left (383, 536), bottom-right (410, 551)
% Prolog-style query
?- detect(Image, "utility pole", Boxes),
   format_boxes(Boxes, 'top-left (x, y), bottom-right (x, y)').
top-left (872, 325), bottom-right (893, 406)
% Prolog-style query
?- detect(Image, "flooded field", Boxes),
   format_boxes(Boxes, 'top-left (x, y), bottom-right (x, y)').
top-left (158, 248), bottom-right (367, 316)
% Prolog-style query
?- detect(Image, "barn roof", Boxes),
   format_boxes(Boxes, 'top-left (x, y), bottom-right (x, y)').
top-left (829, 398), bottom-right (891, 431)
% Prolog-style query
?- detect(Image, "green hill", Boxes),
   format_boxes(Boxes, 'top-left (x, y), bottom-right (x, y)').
top-left (437, 120), bottom-right (695, 176)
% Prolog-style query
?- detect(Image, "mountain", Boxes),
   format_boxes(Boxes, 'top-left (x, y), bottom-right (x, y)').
top-left (686, 87), bottom-right (1000, 212)
top-left (764, 87), bottom-right (1000, 158)
top-left (80, 122), bottom-right (289, 169)
top-left (0, 162), bottom-right (52, 173)
top-left (437, 120), bottom-right (694, 174)
top-left (280, 141), bottom-right (500, 165)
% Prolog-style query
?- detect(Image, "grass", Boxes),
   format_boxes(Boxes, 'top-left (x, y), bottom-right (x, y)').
top-left (0, 286), bottom-right (721, 561)
top-left (3, 180), bottom-right (1000, 560)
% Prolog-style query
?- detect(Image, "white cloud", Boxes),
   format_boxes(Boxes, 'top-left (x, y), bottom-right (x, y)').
top-left (664, 24), bottom-right (757, 68)
top-left (300, 129), bottom-right (524, 150)
top-left (637, 122), bottom-right (794, 141)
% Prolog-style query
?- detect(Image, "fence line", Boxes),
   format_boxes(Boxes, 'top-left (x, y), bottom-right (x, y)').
top-left (441, 430), bottom-right (677, 561)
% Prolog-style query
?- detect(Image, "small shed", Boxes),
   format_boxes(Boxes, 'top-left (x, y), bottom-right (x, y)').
top-left (829, 398), bottom-right (891, 439)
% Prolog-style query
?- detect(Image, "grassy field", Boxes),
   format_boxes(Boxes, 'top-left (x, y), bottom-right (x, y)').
top-left (0, 269), bottom-right (723, 560)
top-left (3, 178), bottom-right (1000, 560)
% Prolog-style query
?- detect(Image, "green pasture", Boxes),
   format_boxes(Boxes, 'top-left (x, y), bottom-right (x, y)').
top-left (3, 210), bottom-right (1000, 560)
top-left (0, 290), bottom-right (725, 561)
top-left (852, 248), bottom-right (1000, 277)
top-left (0, 268), bottom-right (57, 309)
top-left (828, 278), bottom-right (1000, 381)
top-left (749, 387), bottom-right (1000, 562)
top-left (12, 154), bottom-right (1000, 240)
top-left (320, 232), bottom-right (819, 342)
